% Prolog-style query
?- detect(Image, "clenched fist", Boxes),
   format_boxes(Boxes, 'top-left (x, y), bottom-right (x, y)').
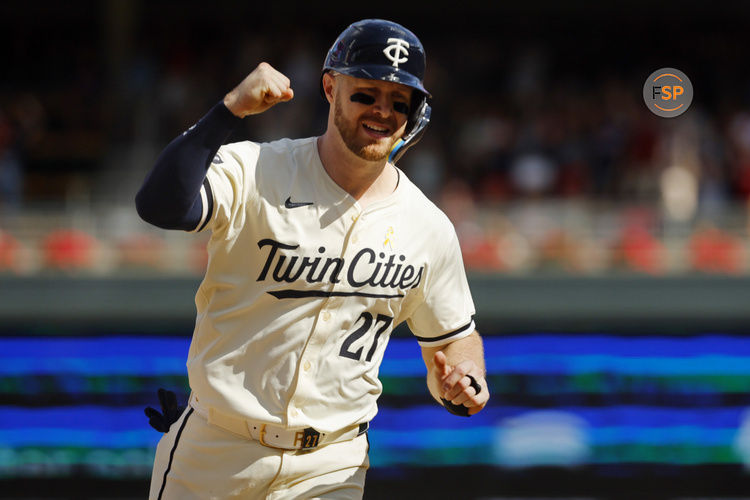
top-left (224, 62), bottom-right (294, 118)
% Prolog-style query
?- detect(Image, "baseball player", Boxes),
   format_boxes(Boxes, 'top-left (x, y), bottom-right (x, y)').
top-left (136, 19), bottom-right (489, 499)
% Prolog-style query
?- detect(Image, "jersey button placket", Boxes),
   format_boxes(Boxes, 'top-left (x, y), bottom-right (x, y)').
top-left (348, 209), bottom-right (365, 246)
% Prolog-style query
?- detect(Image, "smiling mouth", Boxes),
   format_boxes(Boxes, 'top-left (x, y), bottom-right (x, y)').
top-left (362, 123), bottom-right (390, 137)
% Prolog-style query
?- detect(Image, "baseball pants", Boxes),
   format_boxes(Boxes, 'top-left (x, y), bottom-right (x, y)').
top-left (149, 407), bottom-right (369, 499)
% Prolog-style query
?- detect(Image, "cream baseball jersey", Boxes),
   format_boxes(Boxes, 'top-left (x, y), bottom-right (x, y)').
top-left (187, 136), bottom-right (475, 433)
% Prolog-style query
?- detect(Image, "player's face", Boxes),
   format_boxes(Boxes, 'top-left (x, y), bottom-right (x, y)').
top-left (331, 75), bottom-right (411, 162)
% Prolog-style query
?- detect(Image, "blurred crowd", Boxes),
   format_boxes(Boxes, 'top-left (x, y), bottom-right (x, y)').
top-left (2, 3), bottom-right (750, 275)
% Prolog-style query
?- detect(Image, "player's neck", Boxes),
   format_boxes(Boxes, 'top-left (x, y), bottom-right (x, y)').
top-left (316, 135), bottom-right (398, 208)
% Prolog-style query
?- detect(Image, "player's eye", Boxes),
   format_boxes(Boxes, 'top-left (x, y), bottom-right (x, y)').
top-left (393, 102), bottom-right (410, 115)
top-left (350, 93), bottom-right (375, 105)
top-left (351, 92), bottom-right (409, 115)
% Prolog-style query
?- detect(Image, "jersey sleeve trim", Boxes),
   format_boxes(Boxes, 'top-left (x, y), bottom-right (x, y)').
top-left (196, 178), bottom-right (214, 232)
top-left (414, 317), bottom-right (475, 346)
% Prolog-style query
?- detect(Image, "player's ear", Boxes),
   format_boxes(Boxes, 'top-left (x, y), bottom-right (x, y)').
top-left (321, 72), bottom-right (336, 104)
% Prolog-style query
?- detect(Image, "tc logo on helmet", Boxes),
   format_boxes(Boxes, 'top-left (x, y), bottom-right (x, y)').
top-left (383, 38), bottom-right (410, 68)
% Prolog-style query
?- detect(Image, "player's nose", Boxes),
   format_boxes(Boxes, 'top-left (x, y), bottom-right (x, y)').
top-left (370, 94), bottom-right (394, 118)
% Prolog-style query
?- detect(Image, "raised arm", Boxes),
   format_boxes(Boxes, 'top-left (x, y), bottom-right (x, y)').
top-left (135, 62), bottom-right (293, 230)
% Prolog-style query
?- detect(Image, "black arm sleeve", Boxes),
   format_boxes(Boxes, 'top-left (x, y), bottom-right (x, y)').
top-left (135, 101), bottom-right (242, 230)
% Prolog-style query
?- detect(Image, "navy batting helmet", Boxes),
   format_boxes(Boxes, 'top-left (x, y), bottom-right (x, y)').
top-left (321, 19), bottom-right (432, 163)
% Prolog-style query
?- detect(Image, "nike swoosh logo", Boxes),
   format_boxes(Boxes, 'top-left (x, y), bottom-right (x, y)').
top-left (284, 196), bottom-right (314, 209)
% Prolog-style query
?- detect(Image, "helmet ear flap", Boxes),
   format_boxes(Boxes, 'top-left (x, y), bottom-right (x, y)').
top-left (405, 92), bottom-right (427, 135)
top-left (390, 97), bottom-right (431, 164)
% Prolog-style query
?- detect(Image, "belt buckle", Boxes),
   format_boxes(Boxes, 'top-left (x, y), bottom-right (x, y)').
top-left (295, 427), bottom-right (321, 450)
top-left (258, 424), bottom-right (272, 447)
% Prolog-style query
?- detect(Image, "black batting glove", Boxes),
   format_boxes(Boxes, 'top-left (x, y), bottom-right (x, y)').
top-left (440, 375), bottom-right (482, 417)
top-left (144, 388), bottom-right (185, 433)
top-left (440, 398), bottom-right (471, 417)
